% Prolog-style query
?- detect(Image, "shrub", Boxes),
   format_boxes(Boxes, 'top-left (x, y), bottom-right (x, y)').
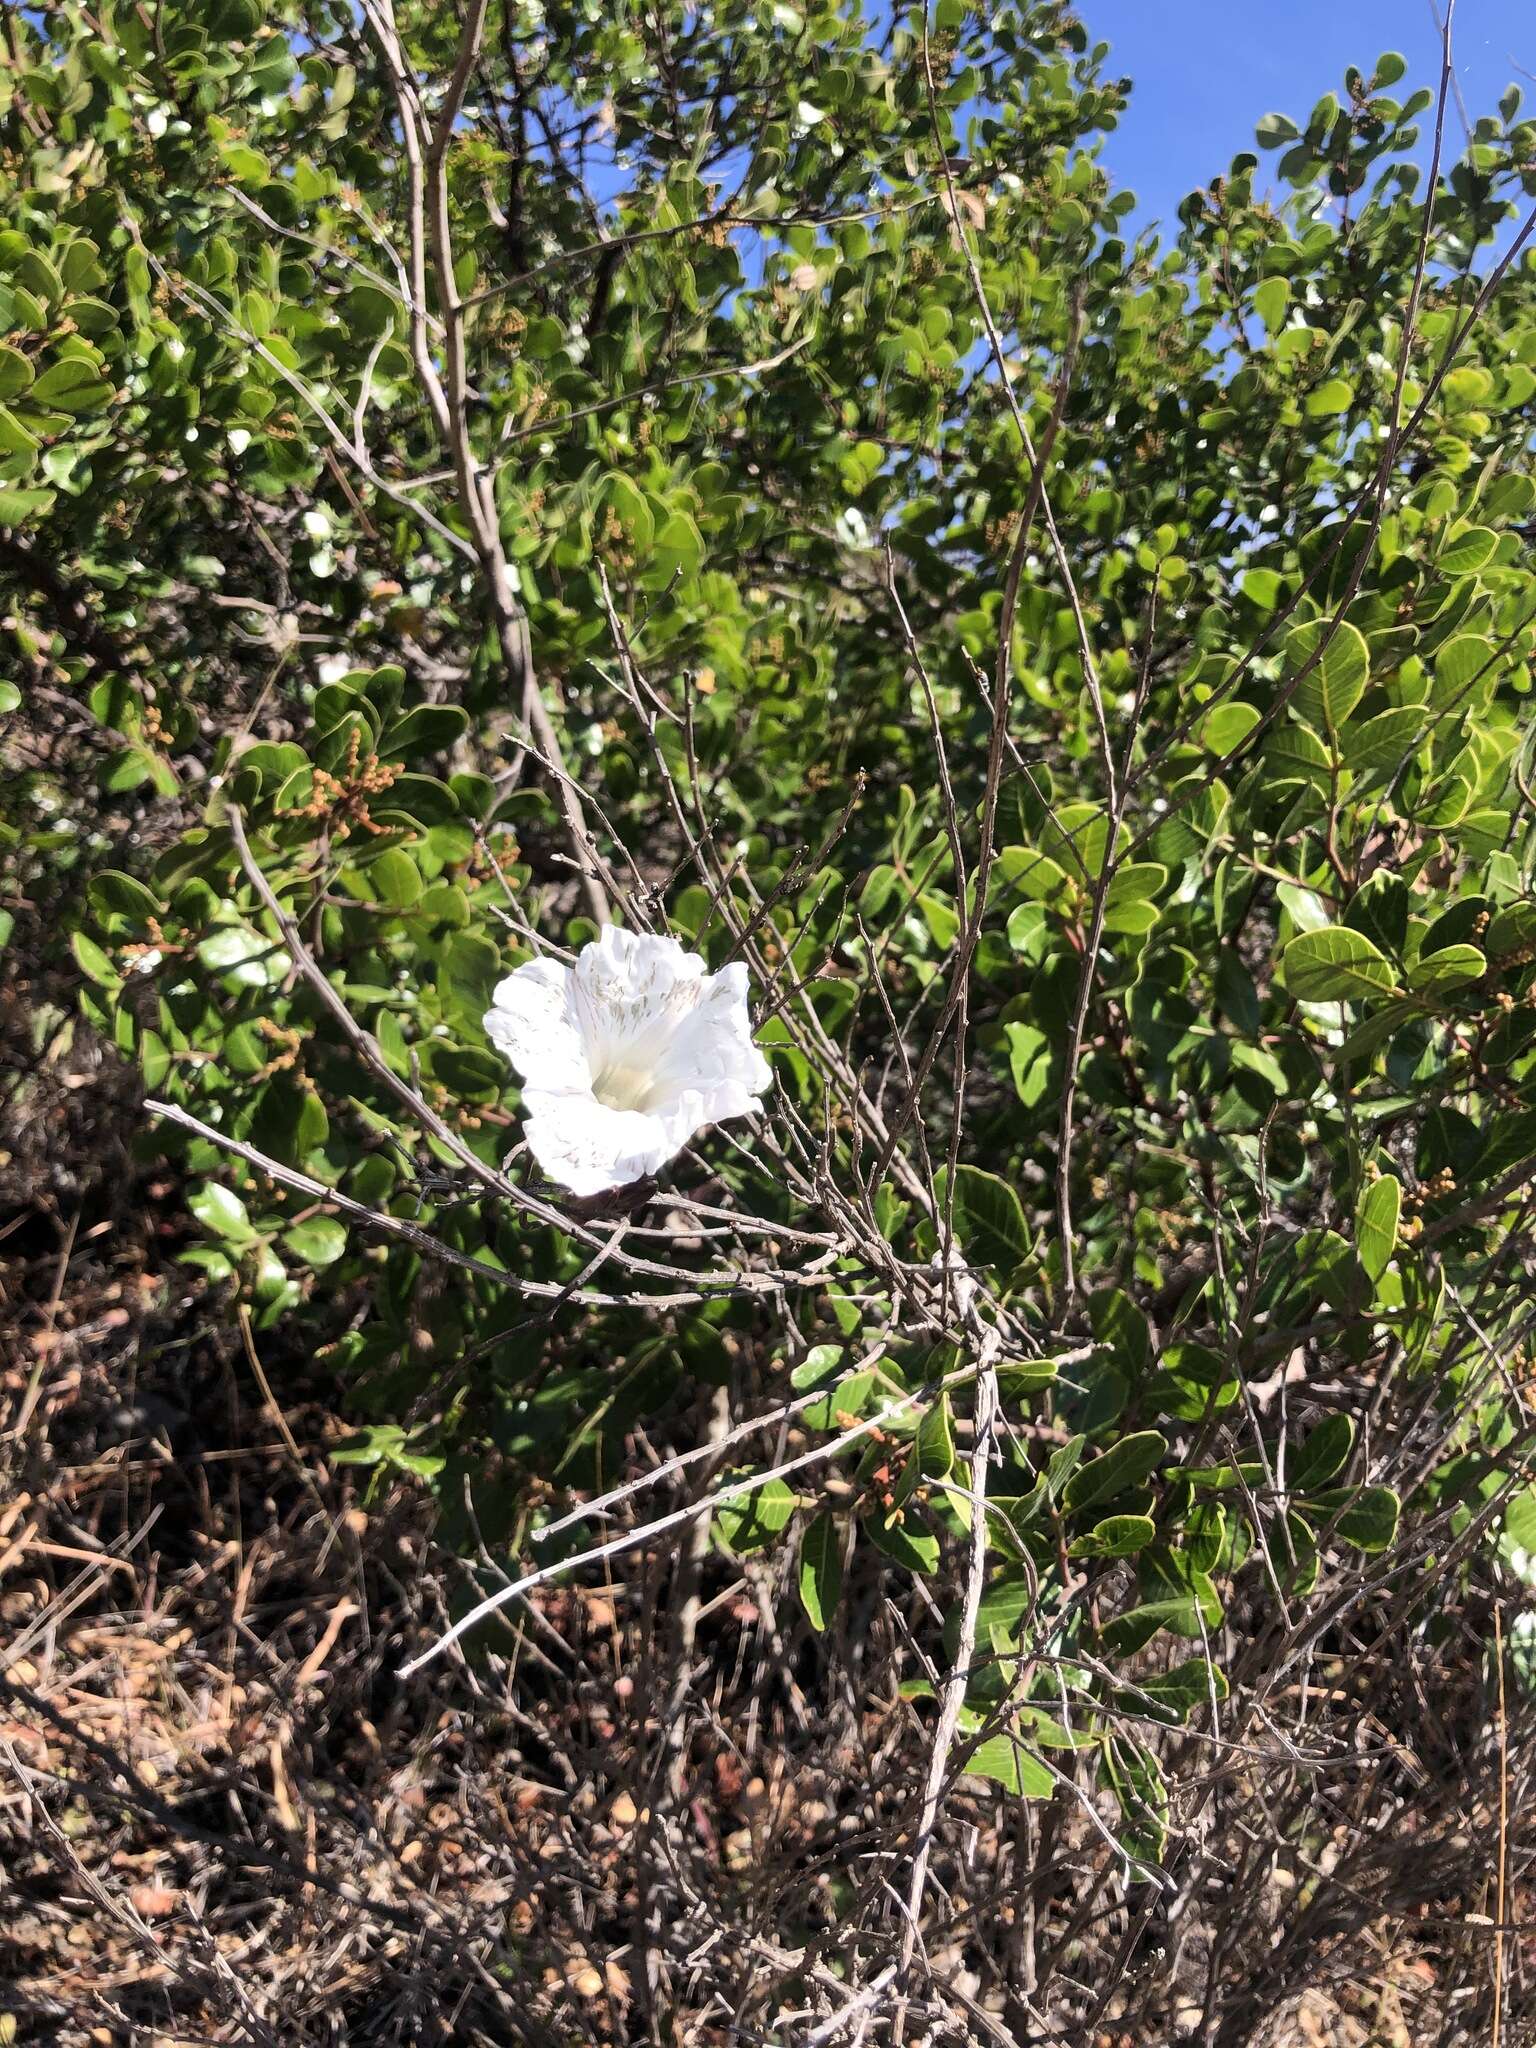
top-left (5, 0), bottom-right (1536, 2030)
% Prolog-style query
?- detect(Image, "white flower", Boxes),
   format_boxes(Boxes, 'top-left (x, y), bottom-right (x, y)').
top-left (484, 927), bottom-right (772, 1198)
top-left (835, 506), bottom-right (871, 549)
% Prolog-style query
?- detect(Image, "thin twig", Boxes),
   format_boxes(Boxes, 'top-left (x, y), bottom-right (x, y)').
top-left (144, 1098), bottom-right (786, 1311)
top-left (399, 1397), bottom-right (920, 1676)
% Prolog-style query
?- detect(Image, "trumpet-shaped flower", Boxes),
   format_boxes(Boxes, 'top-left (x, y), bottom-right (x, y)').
top-left (484, 926), bottom-right (772, 1197)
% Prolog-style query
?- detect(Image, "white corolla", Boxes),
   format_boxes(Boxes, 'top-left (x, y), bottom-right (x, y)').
top-left (484, 926), bottom-right (772, 1197)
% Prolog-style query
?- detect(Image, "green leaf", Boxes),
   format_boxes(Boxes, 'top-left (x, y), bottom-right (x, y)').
top-left (865, 1512), bottom-right (940, 1573)
top-left (914, 1393), bottom-right (956, 1481)
top-left (1280, 925), bottom-right (1396, 1002)
top-left (1130, 1658), bottom-right (1228, 1724)
top-left (1439, 526), bottom-right (1498, 576)
top-left (997, 846), bottom-right (1069, 905)
top-left (1355, 1175), bottom-right (1401, 1284)
top-left (716, 1476), bottom-right (796, 1554)
top-left (0, 484), bottom-right (55, 524)
top-left (940, 1164), bottom-right (1031, 1277)
top-left (363, 848), bottom-right (423, 908)
top-left (31, 356), bottom-right (113, 412)
top-left (282, 1215), bottom-right (350, 1267)
top-left (858, 863), bottom-right (898, 917)
top-left (1477, 1110), bottom-right (1536, 1185)
top-left (1040, 801), bottom-right (1111, 882)
top-left (798, 1512), bottom-right (843, 1632)
top-left (1090, 1289), bottom-right (1152, 1375)
top-left (1240, 568), bottom-right (1284, 610)
top-left (1501, 1489), bottom-right (1536, 1561)
top-left (1255, 111), bottom-right (1301, 147)
top-left (1337, 997), bottom-right (1418, 1064)
top-left (438, 931), bottom-right (502, 1037)
top-left (1069, 1513), bottom-right (1156, 1559)
top-left (1101, 1596), bottom-right (1213, 1655)
top-left (1408, 943), bottom-right (1484, 992)
top-left (1346, 873), bottom-right (1407, 956)
top-left (0, 404), bottom-right (38, 456)
top-left (918, 890), bottom-right (959, 950)
top-left (71, 929), bottom-right (120, 986)
top-left (790, 1343), bottom-right (844, 1391)
top-left (1101, 1737), bottom-right (1169, 1864)
top-left (199, 924), bottom-right (284, 988)
top-left (252, 1073), bottom-right (328, 1163)
top-left (1064, 1430), bottom-right (1167, 1513)
top-left (1306, 1484), bottom-right (1401, 1551)
top-left (139, 1030), bottom-right (171, 1090)
top-left (223, 142), bottom-right (270, 185)
top-left (1304, 377), bottom-right (1352, 418)
top-left (1287, 620), bottom-right (1369, 732)
top-left (380, 704), bottom-right (471, 760)
top-left (1103, 862), bottom-right (1166, 934)
top-left (87, 871), bottom-right (161, 924)
top-left (1199, 701), bottom-right (1262, 753)
top-left (0, 343), bottom-right (32, 398)
top-left (1004, 1020), bottom-right (1052, 1108)
top-left (189, 1181), bottom-right (256, 1245)
top-left (1431, 634), bottom-right (1495, 710)
top-left (1339, 705), bottom-right (1424, 774)
top-left (1277, 880), bottom-right (1332, 934)
top-left (1139, 1545), bottom-right (1224, 1626)
top-left (101, 744), bottom-right (167, 794)
top-left (963, 1734), bottom-right (1054, 1799)
top-left (1488, 904), bottom-right (1536, 964)
top-left (432, 1044), bottom-right (506, 1105)
top-left (1289, 1412), bottom-right (1353, 1494)
top-left (1253, 277), bottom-right (1289, 335)
top-left (1264, 721), bottom-right (1333, 788)
top-left (345, 283), bottom-right (397, 339)
top-left (647, 510), bottom-right (703, 583)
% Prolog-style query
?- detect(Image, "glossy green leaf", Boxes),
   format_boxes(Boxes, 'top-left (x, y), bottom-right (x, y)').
top-left (1280, 925), bottom-right (1396, 1002)
top-left (1408, 943), bottom-right (1484, 992)
top-left (282, 1215), bottom-right (350, 1267)
top-left (963, 1734), bottom-right (1054, 1799)
top-left (1069, 1513), bottom-right (1157, 1559)
top-left (1289, 1412), bottom-right (1353, 1494)
top-left (1355, 1175), bottom-right (1401, 1284)
top-left (189, 1181), bottom-right (257, 1245)
top-left (1064, 1431), bottom-right (1167, 1513)
top-left (1286, 619), bottom-right (1369, 732)
top-left (716, 1476), bottom-right (796, 1554)
top-left (798, 1512), bottom-right (843, 1633)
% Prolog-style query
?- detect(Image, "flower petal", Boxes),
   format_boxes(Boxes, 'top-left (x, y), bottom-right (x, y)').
top-left (570, 928), bottom-right (710, 1076)
top-left (652, 1078), bottom-right (763, 1155)
top-left (650, 958), bottom-right (772, 1100)
top-left (580, 925), bottom-right (706, 997)
top-left (484, 957), bottom-right (590, 1092)
top-left (522, 1090), bottom-right (680, 1197)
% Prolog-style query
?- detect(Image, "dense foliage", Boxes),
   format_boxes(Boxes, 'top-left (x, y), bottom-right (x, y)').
top-left (7, 0), bottom-right (1536, 2017)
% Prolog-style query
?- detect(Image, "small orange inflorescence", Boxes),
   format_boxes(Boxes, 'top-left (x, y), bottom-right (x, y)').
top-left (294, 726), bottom-right (400, 839)
top-left (121, 915), bottom-right (179, 970)
top-left (854, 1423), bottom-right (924, 1526)
top-left (463, 825), bottom-right (521, 888)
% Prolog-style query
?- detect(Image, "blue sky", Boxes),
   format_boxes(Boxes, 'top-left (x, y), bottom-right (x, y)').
top-left (1085, 0), bottom-right (1536, 235)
